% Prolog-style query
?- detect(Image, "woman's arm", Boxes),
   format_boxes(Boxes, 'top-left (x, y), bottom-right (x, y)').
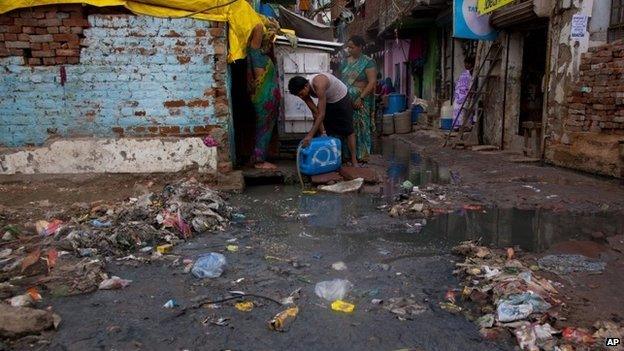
top-left (353, 66), bottom-right (377, 109)
top-left (360, 67), bottom-right (378, 99)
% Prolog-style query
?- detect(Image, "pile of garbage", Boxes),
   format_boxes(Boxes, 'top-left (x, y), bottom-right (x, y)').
top-left (388, 183), bottom-right (462, 218)
top-left (26, 178), bottom-right (230, 257)
top-left (448, 240), bottom-right (621, 350)
top-left (0, 178), bottom-right (231, 340)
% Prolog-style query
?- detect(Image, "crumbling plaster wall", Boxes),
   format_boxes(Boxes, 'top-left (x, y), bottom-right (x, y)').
top-left (544, 0), bottom-right (624, 177)
top-left (545, 0), bottom-right (606, 144)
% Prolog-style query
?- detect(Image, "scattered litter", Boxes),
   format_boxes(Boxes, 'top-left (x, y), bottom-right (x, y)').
top-left (331, 300), bottom-right (355, 313)
top-left (269, 306), bottom-right (299, 331)
top-left (371, 299), bottom-right (383, 305)
top-left (98, 276), bottom-right (132, 290)
top-left (314, 279), bottom-right (353, 302)
top-left (439, 302), bottom-right (462, 314)
top-left (234, 301), bottom-right (254, 312)
top-left (522, 185), bottom-right (541, 193)
top-left (226, 245), bottom-right (239, 253)
top-left (476, 314), bottom-right (495, 329)
top-left (0, 248), bottom-right (12, 259)
top-left (140, 246), bottom-right (153, 253)
top-left (331, 261), bottom-right (347, 271)
top-left (402, 180), bottom-right (414, 190)
top-left (593, 320), bottom-right (624, 344)
top-left (281, 288), bottom-right (301, 306)
top-left (156, 244), bottom-right (173, 255)
top-left (207, 317), bottom-right (229, 326)
top-left (384, 297), bottom-right (427, 318)
top-left (444, 289), bottom-right (457, 303)
top-left (451, 240), bottom-right (562, 349)
top-left (318, 178), bottom-right (364, 193)
top-left (8, 294), bottom-right (34, 307)
top-left (27, 287), bottom-right (42, 302)
top-left (36, 219), bottom-right (63, 236)
top-left (497, 300), bottom-right (533, 322)
top-left (90, 219), bottom-right (112, 228)
top-left (562, 327), bottom-right (594, 344)
top-left (192, 252), bottom-right (227, 279)
top-left (163, 299), bottom-right (179, 308)
top-left (538, 254), bottom-right (606, 275)
top-left (232, 213), bottom-right (246, 221)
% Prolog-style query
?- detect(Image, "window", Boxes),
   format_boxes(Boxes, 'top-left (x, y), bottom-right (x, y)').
top-left (610, 0), bottom-right (624, 42)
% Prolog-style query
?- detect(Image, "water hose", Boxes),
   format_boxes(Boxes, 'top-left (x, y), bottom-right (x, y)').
top-left (296, 142), bottom-right (305, 191)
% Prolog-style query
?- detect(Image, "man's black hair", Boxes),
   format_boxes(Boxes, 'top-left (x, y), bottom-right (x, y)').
top-left (288, 76), bottom-right (308, 95)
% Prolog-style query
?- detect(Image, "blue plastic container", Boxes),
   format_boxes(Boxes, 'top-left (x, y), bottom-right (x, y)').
top-left (411, 105), bottom-right (424, 123)
top-left (440, 118), bottom-right (454, 130)
top-left (385, 93), bottom-right (406, 114)
top-left (259, 3), bottom-right (277, 18)
top-left (298, 136), bottom-right (342, 176)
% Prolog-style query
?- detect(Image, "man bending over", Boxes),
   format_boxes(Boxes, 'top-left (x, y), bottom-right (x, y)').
top-left (288, 73), bottom-right (358, 166)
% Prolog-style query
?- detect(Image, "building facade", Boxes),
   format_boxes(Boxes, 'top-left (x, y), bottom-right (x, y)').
top-left (476, 0), bottom-right (623, 178)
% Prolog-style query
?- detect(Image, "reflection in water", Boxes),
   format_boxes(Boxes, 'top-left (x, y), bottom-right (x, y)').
top-left (381, 138), bottom-right (450, 197)
top-left (414, 208), bottom-right (624, 252)
top-left (298, 193), bottom-right (344, 228)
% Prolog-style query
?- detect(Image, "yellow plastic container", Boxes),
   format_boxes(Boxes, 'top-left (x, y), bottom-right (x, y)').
top-left (331, 300), bottom-right (355, 313)
top-left (156, 244), bottom-right (173, 254)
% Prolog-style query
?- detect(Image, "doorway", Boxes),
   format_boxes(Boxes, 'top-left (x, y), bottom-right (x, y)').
top-left (518, 27), bottom-right (547, 134)
top-left (230, 59), bottom-right (280, 167)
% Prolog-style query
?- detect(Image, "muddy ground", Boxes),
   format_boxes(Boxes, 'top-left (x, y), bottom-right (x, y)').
top-left (1, 132), bottom-right (623, 350)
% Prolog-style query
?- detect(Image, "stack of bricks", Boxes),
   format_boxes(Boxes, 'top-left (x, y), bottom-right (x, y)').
top-left (566, 39), bottom-right (624, 134)
top-left (0, 4), bottom-right (89, 65)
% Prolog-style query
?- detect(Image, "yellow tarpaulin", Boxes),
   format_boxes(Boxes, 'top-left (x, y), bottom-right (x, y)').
top-left (0, 0), bottom-right (263, 62)
top-left (477, 0), bottom-right (514, 15)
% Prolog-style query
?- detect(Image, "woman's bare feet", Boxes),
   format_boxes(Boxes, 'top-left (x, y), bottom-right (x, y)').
top-left (254, 161), bottom-right (277, 170)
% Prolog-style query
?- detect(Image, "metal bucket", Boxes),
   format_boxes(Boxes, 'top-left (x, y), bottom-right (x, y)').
top-left (394, 111), bottom-right (412, 134)
top-left (382, 114), bottom-right (394, 135)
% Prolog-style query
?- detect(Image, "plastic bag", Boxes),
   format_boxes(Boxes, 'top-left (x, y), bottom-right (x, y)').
top-left (497, 301), bottom-right (532, 322)
top-left (99, 276), bottom-right (132, 290)
top-left (314, 279), bottom-right (353, 301)
top-left (191, 252), bottom-right (227, 278)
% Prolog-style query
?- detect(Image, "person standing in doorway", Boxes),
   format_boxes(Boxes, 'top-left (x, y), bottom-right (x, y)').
top-left (340, 35), bottom-right (377, 162)
top-left (288, 74), bottom-right (359, 167)
top-left (453, 56), bottom-right (475, 130)
top-left (247, 20), bottom-right (281, 170)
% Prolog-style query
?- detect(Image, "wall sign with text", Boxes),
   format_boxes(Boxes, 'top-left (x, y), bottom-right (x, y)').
top-left (477, 0), bottom-right (514, 14)
top-left (454, 0), bottom-right (498, 41)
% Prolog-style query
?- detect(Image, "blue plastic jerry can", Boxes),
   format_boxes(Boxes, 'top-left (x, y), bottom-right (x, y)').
top-left (298, 136), bottom-right (342, 176)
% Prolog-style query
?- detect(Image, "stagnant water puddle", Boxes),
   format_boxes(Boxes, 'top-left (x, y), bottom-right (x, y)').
top-left (378, 138), bottom-right (451, 198)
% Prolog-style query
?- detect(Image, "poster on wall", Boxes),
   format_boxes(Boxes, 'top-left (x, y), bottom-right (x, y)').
top-left (477, 0), bottom-right (514, 15)
top-left (571, 14), bottom-right (589, 38)
top-left (454, 0), bottom-right (498, 41)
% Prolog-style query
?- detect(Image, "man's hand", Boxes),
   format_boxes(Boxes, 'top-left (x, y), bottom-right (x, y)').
top-left (302, 134), bottom-right (313, 147)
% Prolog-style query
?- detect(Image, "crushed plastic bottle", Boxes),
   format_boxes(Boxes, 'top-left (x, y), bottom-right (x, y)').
top-left (331, 300), bottom-right (355, 313)
top-left (314, 279), bottom-right (353, 302)
top-left (191, 252), bottom-right (227, 278)
top-left (269, 306), bottom-right (299, 331)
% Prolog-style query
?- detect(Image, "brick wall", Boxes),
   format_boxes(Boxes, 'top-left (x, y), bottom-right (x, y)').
top-left (0, 5), bottom-right (231, 167)
top-left (346, 0), bottom-right (381, 40)
top-left (0, 4), bottom-right (88, 65)
top-left (566, 40), bottom-right (624, 134)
